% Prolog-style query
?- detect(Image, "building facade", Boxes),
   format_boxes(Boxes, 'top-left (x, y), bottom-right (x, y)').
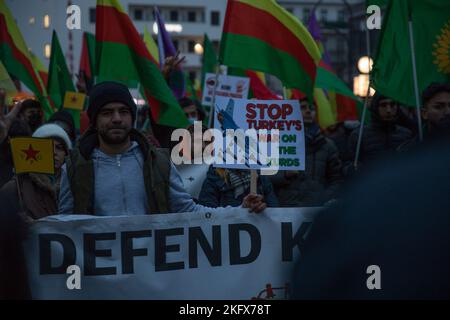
top-left (6, 0), bottom-right (367, 90)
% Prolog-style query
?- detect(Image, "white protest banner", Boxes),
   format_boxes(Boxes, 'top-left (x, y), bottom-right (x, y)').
top-left (201, 73), bottom-right (250, 107)
top-left (24, 207), bottom-right (320, 300)
top-left (213, 97), bottom-right (305, 171)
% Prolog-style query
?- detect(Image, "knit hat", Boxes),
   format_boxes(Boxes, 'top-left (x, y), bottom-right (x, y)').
top-left (32, 124), bottom-right (72, 150)
top-left (87, 81), bottom-right (136, 124)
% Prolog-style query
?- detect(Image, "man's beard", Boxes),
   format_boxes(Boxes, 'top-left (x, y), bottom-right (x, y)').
top-left (98, 126), bottom-right (131, 145)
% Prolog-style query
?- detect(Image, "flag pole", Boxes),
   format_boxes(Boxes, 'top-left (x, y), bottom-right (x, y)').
top-left (353, 27), bottom-right (372, 169)
top-left (408, 19), bottom-right (424, 142)
top-left (13, 170), bottom-right (25, 212)
top-left (208, 63), bottom-right (221, 128)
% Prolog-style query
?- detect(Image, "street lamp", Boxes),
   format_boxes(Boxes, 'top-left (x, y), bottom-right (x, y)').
top-left (357, 56), bottom-right (373, 74)
top-left (354, 56), bottom-right (375, 97)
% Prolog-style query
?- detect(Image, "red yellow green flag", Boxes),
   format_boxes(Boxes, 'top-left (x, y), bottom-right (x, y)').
top-left (96, 0), bottom-right (189, 128)
top-left (220, 0), bottom-right (321, 101)
top-left (0, 0), bottom-right (53, 118)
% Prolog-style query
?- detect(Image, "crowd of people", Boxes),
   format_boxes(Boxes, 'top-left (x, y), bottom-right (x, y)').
top-left (0, 67), bottom-right (449, 298)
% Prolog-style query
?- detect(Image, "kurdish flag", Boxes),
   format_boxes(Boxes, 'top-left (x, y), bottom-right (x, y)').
top-left (0, 60), bottom-right (17, 104)
top-left (10, 137), bottom-right (54, 175)
top-left (0, 0), bottom-right (53, 118)
top-left (220, 0), bottom-right (321, 101)
top-left (79, 32), bottom-right (96, 92)
top-left (308, 12), bottom-right (363, 123)
top-left (96, 0), bottom-right (189, 128)
top-left (201, 33), bottom-right (217, 89)
top-left (143, 25), bottom-right (159, 65)
top-left (29, 51), bottom-right (48, 88)
top-left (372, 0), bottom-right (450, 107)
top-left (47, 31), bottom-right (80, 129)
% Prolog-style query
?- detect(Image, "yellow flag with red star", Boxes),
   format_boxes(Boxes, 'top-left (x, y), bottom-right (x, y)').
top-left (10, 137), bottom-right (54, 175)
top-left (63, 91), bottom-right (86, 111)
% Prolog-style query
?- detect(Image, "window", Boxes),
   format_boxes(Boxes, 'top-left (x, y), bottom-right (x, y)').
top-left (187, 11), bottom-right (196, 22)
top-left (338, 10), bottom-right (345, 22)
top-left (89, 8), bottom-right (96, 23)
top-left (44, 44), bottom-right (51, 59)
top-left (211, 11), bottom-right (220, 26)
top-left (188, 40), bottom-right (196, 53)
top-left (170, 10), bottom-right (179, 22)
top-left (29, 17), bottom-right (35, 25)
top-left (134, 9), bottom-right (143, 21)
top-left (43, 15), bottom-right (50, 28)
top-left (320, 9), bottom-right (328, 22)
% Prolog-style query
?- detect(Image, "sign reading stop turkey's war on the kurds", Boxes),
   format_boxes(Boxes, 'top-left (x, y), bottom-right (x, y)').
top-left (213, 97), bottom-right (305, 171)
top-left (201, 73), bottom-right (250, 107)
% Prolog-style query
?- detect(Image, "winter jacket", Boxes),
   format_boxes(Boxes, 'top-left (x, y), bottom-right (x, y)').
top-left (348, 95), bottom-right (413, 166)
top-left (58, 128), bottom-right (232, 215)
top-left (0, 193), bottom-right (31, 299)
top-left (198, 167), bottom-right (279, 208)
top-left (0, 173), bottom-right (58, 220)
top-left (270, 125), bottom-right (343, 207)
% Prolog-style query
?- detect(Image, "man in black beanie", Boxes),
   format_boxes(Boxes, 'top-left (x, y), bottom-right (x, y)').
top-left (58, 81), bottom-right (267, 216)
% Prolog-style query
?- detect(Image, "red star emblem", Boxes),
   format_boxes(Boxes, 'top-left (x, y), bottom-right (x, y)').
top-left (21, 144), bottom-right (40, 161)
top-left (71, 95), bottom-right (78, 103)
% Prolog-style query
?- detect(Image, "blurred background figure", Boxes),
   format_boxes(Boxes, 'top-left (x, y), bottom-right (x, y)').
top-left (48, 109), bottom-right (76, 143)
top-left (293, 134), bottom-right (450, 299)
top-left (270, 98), bottom-right (342, 207)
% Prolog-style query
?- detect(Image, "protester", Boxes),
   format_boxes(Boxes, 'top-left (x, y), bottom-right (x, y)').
top-left (179, 97), bottom-right (200, 125)
top-left (398, 83), bottom-right (450, 152)
top-left (0, 94), bottom-right (28, 188)
top-left (0, 123), bottom-right (72, 220)
top-left (420, 83), bottom-right (450, 135)
top-left (0, 192), bottom-right (31, 300)
top-left (48, 109), bottom-right (77, 143)
top-left (58, 81), bottom-right (267, 215)
top-left (198, 168), bottom-right (279, 208)
top-left (16, 98), bottom-right (43, 133)
top-left (0, 119), bottom-right (31, 188)
top-left (348, 94), bottom-right (413, 167)
top-left (325, 120), bottom-right (360, 165)
top-left (270, 98), bottom-right (343, 207)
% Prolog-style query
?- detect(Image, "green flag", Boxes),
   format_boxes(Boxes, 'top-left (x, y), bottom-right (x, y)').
top-left (47, 31), bottom-right (80, 128)
top-left (372, 0), bottom-right (450, 107)
top-left (201, 34), bottom-right (217, 87)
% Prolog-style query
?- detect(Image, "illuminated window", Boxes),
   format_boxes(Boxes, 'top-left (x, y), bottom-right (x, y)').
top-left (44, 44), bottom-right (51, 59)
top-left (43, 15), bottom-right (50, 28)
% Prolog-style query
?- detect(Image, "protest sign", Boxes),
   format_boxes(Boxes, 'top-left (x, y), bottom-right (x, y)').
top-left (25, 207), bottom-right (319, 300)
top-left (201, 73), bottom-right (250, 107)
top-left (213, 97), bottom-right (305, 171)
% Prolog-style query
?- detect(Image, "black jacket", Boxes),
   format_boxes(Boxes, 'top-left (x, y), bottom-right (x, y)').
top-left (271, 125), bottom-right (343, 207)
